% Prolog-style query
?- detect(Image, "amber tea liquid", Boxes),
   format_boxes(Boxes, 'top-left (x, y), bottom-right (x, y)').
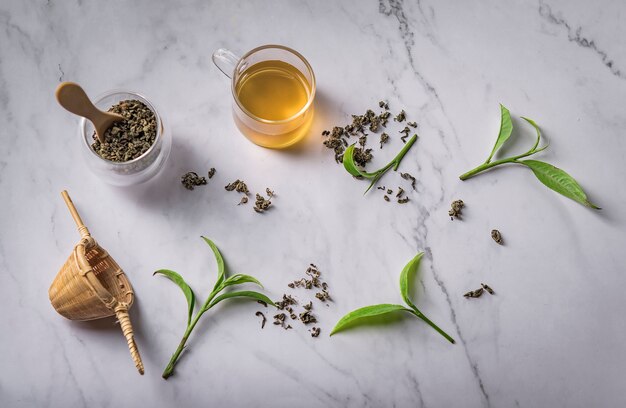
top-left (234, 60), bottom-right (313, 148)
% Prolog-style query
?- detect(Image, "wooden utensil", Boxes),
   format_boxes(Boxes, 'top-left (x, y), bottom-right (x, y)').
top-left (55, 82), bottom-right (124, 143)
top-left (49, 190), bottom-right (144, 374)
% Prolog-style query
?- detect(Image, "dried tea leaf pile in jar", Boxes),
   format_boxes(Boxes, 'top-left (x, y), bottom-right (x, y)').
top-left (91, 100), bottom-right (157, 162)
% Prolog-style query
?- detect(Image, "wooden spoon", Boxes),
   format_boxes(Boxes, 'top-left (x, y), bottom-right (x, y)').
top-left (55, 82), bottom-right (125, 144)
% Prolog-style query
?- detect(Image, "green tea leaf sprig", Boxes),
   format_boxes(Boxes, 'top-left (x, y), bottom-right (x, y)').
top-left (343, 134), bottom-right (417, 193)
top-left (459, 104), bottom-right (599, 209)
top-left (330, 252), bottom-right (455, 344)
top-left (154, 236), bottom-right (274, 379)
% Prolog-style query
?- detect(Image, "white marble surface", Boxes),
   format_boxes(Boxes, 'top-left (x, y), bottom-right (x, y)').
top-left (1, 0), bottom-right (625, 406)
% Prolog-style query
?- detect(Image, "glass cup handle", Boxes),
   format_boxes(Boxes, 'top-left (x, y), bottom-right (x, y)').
top-left (212, 48), bottom-right (241, 79)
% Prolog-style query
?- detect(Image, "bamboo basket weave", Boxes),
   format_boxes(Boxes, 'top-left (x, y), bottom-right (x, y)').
top-left (49, 190), bottom-right (144, 374)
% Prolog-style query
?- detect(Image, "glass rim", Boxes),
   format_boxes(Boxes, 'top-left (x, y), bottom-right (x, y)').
top-left (80, 89), bottom-right (163, 166)
top-left (230, 44), bottom-right (316, 125)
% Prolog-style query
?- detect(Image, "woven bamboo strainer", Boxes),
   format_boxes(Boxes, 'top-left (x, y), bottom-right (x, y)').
top-left (49, 190), bottom-right (144, 374)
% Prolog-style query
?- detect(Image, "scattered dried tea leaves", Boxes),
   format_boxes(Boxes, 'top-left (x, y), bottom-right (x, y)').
top-left (299, 310), bottom-right (317, 324)
top-left (321, 104), bottom-right (403, 163)
top-left (481, 283), bottom-right (495, 295)
top-left (379, 185), bottom-right (411, 204)
top-left (449, 199), bottom-right (464, 220)
top-left (315, 288), bottom-right (330, 302)
top-left (464, 287), bottom-right (484, 298)
top-left (380, 132), bottom-right (390, 148)
top-left (352, 147), bottom-right (373, 167)
top-left (275, 294), bottom-right (298, 310)
top-left (238, 196), bottom-right (248, 205)
top-left (400, 126), bottom-right (411, 143)
top-left (225, 179), bottom-right (249, 195)
top-left (255, 311), bottom-right (267, 329)
top-left (253, 193), bottom-right (272, 213)
top-left (275, 264), bottom-right (330, 338)
top-left (464, 283), bottom-right (495, 299)
top-left (181, 172), bottom-right (207, 190)
top-left (491, 229), bottom-right (503, 245)
top-left (91, 99), bottom-right (157, 162)
top-left (400, 172), bottom-right (417, 191)
top-left (310, 327), bottom-right (321, 337)
top-left (208, 168), bottom-right (216, 179)
top-left (395, 110), bottom-right (406, 122)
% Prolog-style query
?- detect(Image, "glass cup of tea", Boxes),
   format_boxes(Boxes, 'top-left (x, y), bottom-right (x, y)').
top-left (212, 45), bottom-right (316, 149)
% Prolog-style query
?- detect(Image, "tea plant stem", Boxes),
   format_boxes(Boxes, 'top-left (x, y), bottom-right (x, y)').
top-left (161, 287), bottom-right (221, 379)
top-left (161, 312), bottom-right (204, 379)
top-left (392, 134), bottom-right (418, 170)
top-left (362, 134), bottom-right (418, 193)
top-left (410, 310), bottom-right (455, 344)
top-left (459, 151), bottom-right (536, 181)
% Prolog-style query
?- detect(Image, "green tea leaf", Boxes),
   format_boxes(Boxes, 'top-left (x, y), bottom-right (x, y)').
top-left (396, 253), bottom-right (456, 344)
top-left (399, 252), bottom-right (424, 310)
top-left (521, 160), bottom-right (600, 209)
top-left (344, 134), bottom-right (418, 194)
top-left (343, 144), bottom-right (376, 178)
top-left (486, 104), bottom-right (513, 163)
top-left (222, 274), bottom-right (263, 289)
top-left (154, 269), bottom-right (196, 325)
top-left (201, 236), bottom-right (226, 287)
top-left (343, 144), bottom-right (366, 177)
top-left (160, 238), bottom-right (274, 379)
top-left (207, 290), bottom-right (275, 310)
top-left (520, 117), bottom-right (548, 154)
top-left (330, 304), bottom-right (412, 336)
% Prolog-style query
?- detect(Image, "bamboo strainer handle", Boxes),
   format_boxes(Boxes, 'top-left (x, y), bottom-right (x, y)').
top-left (115, 304), bottom-right (145, 375)
top-left (61, 190), bottom-right (91, 239)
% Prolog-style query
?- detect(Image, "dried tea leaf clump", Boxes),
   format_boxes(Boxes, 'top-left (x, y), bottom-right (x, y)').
top-left (91, 99), bottom-right (157, 162)
top-left (225, 179), bottom-right (249, 195)
top-left (253, 194), bottom-right (271, 212)
top-left (255, 311), bottom-right (267, 329)
top-left (491, 229), bottom-right (503, 245)
top-left (464, 283), bottom-right (495, 299)
top-left (449, 199), bottom-right (464, 220)
top-left (181, 172), bottom-right (207, 190)
top-left (400, 172), bottom-right (417, 191)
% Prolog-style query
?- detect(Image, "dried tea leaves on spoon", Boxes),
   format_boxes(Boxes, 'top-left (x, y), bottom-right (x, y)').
top-left (91, 99), bottom-right (157, 162)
